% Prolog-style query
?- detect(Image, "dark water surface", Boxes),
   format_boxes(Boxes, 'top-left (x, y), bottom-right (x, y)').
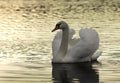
top-left (0, 0), bottom-right (119, 83)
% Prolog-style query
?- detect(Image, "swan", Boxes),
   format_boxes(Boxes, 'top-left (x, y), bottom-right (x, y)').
top-left (52, 21), bottom-right (101, 63)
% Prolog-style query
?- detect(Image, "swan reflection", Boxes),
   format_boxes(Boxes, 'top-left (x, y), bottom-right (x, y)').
top-left (52, 62), bottom-right (99, 83)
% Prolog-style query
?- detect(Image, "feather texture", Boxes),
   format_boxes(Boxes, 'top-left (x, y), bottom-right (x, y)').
top-left (52, 29), bottom-right (75, 57)
top-left (52, 21), bottom-right (101, 63)
top-left (63, 28), bottom-right (100, 62)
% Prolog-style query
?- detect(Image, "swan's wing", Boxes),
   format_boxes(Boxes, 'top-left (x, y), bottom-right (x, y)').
top-left (68, 38), bottom-right (79, 50)
top-left (65, 28), bottom-right (99, 62)
top-left (52, 29), bottom-right (75, 56)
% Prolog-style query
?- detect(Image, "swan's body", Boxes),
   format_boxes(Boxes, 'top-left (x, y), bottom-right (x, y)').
top-left (52, 21), bottom-right (101, 63)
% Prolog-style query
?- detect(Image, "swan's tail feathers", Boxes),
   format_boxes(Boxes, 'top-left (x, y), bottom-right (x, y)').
top-left (91, 51), bottom-right (102, 61)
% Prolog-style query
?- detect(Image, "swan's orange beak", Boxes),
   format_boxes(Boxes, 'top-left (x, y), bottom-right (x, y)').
top-left (52, 26), bottom-right (58, 32)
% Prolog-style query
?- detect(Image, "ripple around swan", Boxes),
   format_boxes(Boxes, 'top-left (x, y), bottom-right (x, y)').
top-left (0, 63), bottom-right (52, 83)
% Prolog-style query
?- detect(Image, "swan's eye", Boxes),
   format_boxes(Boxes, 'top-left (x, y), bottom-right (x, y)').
top-left (56, 23), bottom-right (61, 29)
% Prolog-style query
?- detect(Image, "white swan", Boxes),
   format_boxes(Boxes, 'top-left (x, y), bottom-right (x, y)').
top-left (52, 21), bottom-right (101, 63)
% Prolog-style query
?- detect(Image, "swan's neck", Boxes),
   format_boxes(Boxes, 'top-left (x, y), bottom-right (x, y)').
top-left (58, 28), bottom-right (69, 60)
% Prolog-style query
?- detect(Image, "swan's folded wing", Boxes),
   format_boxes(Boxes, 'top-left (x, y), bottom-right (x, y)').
top-left (52, 29), bottom-right (75, 56)
top-left (65, 28), bottom-right (99, 62)
top-left (68, 38), bottom-right (79, 50)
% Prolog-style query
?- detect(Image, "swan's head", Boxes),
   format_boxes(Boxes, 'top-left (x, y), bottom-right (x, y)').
top-left (52, 21), bottom-right (69, 32)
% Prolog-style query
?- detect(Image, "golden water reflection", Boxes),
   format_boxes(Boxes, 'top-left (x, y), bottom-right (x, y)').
top-left (0, 0), bottom-right (119, 83)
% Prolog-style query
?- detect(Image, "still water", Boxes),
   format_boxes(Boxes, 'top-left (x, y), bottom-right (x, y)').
top-left (0, 0), bottom-right (120, 83)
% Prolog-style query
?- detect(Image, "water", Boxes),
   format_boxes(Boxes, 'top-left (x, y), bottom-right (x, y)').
top-left (0, 0), bottom-right (120, 83)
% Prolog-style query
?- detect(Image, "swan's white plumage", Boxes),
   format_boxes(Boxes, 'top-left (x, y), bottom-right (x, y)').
top-left (64, 28), bottom-right (100, 62)
top-left (52, 29), bottom-right (75, 56)
top-left (91, 51), bottom-right (102, 61)
top-left (52, 23), bottom-right (101, 63)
